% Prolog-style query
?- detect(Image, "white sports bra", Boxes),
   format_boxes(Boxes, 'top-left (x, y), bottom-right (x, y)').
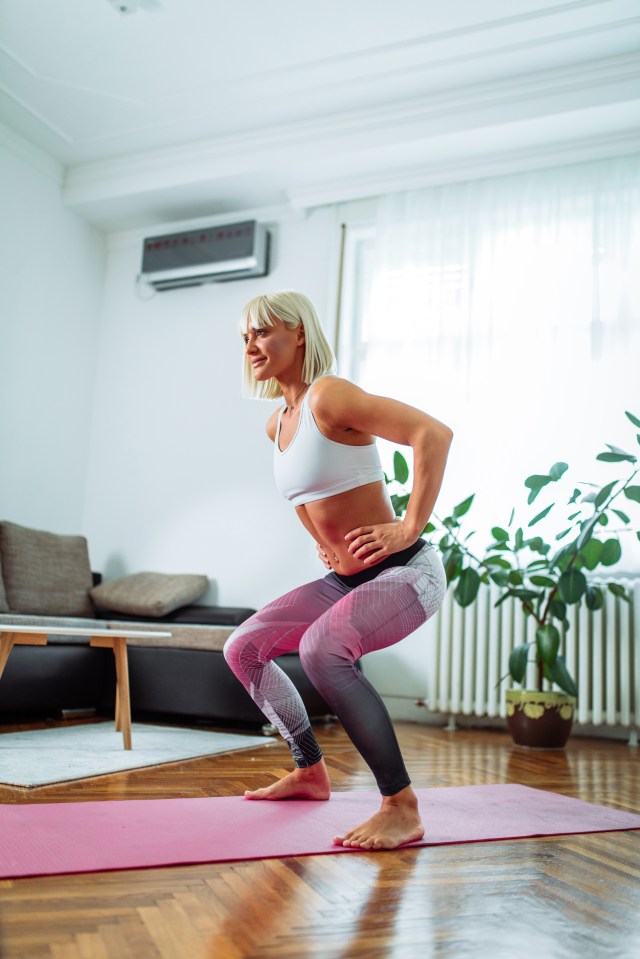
top-left (273, 381), bottom-right (385, 507)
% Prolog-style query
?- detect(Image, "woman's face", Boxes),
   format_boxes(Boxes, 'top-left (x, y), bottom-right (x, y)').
top-left (243, 318), bottom-right (304, 381)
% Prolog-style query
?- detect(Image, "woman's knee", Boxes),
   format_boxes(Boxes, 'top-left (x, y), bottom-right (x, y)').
top-left (299, 626), bottom-right (355, 683)
top-left (222, 628), bottom-right (242, 669)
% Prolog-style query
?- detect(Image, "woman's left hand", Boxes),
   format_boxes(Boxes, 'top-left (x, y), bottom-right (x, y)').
top-left (345, 520), bottom-right (415, 565)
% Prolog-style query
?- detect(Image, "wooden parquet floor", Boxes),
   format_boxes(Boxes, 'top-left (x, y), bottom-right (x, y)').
top-left (0, 720), bottom-right (638, 959)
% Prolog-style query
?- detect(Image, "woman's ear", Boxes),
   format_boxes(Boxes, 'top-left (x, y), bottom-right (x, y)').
top-left (297, 324), bottom-right (305, 345)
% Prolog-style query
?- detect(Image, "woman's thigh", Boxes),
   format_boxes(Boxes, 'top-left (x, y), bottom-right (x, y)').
top-left (224, 575), bottom-right (345, 664)
top-left (301, 545), bottom-right (446, 666)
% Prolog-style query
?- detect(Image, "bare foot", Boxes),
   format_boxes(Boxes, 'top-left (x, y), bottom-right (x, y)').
top-left (333, 786), bottom-right (424, 850)
top-left (244, 758), bottom-right (331, 801)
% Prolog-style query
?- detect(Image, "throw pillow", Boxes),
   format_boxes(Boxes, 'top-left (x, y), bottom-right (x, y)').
top-left (0, 521), bottom-right (94, 616)
top-left (90, 571), bottom-right (209, 618)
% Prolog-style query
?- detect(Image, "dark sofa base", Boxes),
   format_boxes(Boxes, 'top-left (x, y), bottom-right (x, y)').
top-left (0, 644), bottom-right (332, 727)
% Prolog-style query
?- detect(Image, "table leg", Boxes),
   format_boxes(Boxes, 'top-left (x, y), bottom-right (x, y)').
top-left (0, 634), bottom-right (16, 680)
top-left (111, 637), bottom-right (132, 750)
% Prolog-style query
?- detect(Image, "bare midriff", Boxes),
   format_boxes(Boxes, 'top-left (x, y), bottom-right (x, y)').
top-left (295, 480), bottom-right (396, 576)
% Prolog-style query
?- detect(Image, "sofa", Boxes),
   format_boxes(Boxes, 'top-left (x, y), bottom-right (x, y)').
top-left (0, 520), bottom-right (331, 727)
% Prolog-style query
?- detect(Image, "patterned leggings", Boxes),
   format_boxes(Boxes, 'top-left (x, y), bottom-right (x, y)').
top-left (223, 543), bottom-right (446, 796)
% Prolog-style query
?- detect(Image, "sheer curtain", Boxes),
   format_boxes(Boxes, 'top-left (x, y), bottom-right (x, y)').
top-left (344, 155), bottom-right (640, 560)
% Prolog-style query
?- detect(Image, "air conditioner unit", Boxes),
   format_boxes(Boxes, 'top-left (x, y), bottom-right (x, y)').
top-left (140, 220), bottom-right (270, 291)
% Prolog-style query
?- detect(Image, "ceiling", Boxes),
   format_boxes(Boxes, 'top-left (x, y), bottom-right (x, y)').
top-left (1, 0), bottom-right (639, 232)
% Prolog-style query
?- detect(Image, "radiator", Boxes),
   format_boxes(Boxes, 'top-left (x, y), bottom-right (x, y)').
top-left (423, 577), bottom-right (640, 729)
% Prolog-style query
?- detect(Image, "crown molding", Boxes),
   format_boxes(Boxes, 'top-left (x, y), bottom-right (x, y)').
top-left (287, 130), bottom-right (640, 210)
top-left (0, 120), bottom-right (63, 184)
top-left (63, 51), bottom-right (640, 210)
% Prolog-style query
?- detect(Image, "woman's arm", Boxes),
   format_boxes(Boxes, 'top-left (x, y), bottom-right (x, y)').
top-left (312, 377), bottom-right (453, 564)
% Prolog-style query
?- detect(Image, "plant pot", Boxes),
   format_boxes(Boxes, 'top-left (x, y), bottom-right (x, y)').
top-left (505, 690), bottom-right (576, 749)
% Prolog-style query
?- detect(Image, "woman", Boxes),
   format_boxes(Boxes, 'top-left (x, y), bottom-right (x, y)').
top-left (224, 291), bottom-right (452, 850)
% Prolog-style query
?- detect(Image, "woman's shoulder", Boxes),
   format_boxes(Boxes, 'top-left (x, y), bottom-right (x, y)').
top-left (309, 374), bottom-right (358, 402)
top-left (309, 375), bottom-right (367, 425)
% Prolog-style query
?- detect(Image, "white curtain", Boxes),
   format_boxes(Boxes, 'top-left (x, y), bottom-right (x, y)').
top-left (351, 155), bottom-right (640, 561)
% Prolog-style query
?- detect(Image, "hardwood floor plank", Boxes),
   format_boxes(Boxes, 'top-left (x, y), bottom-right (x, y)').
top-left (0, 720), bottom-right (638, 959)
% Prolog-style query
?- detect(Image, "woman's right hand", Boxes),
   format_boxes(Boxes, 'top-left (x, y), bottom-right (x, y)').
top-left (316, 543), bottom-right (332, 570)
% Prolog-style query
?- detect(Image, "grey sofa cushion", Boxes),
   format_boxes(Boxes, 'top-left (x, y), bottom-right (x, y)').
top-left (0, 521), bottom-right (94, 617)
top-left (0, 561), bottom-right (8, 613)
top-left (90, 571), bottom-right (209, 618)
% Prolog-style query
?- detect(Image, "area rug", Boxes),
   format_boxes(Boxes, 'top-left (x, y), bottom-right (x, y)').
top-left (1, 784), bottom-right (639, 878)
top-left (0, 722), bottom-right (269, 787)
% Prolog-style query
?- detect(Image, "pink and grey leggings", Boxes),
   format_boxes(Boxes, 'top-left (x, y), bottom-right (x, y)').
top-left (223, 541), bottom-right (446, 796)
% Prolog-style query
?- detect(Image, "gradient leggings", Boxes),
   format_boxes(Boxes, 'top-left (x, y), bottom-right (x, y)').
top-left (223, 543), bottom-right (446, 796)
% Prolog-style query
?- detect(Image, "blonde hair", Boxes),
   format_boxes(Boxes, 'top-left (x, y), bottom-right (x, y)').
top-left (241, 291), bottom-right (336, 400)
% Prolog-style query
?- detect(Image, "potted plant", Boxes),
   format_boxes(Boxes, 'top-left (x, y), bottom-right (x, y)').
top-left (386, 411), bottom-right (640, 748)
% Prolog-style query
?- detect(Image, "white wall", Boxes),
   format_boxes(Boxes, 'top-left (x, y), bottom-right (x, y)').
top-left (83, 207), bottom-right (341, 607)
top-left (0, 126), bottom-right (106, 535)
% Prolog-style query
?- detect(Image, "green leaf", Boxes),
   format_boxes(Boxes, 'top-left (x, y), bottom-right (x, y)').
top-left (601, 538), bottom-right (622, 566)
top-left (423, 521), bottom-right (436, 534)
top-left (580, 538), bottom-right (603, 570)
top-left (598, 513), bottom-right (609, 526)
top-left (524, 474), bottom-right (551, 504)
top-left (585, 585), bottom-right (603, 610)
top-left (452, 494), bottom-right (475, 518)
top-left (625, 411), bottom-right (640, 428)
top-left (608, 583), bottom-right (629, 601)
top-left (612, 508), bottom-right (631, 524)
top-left (490, 571), bottom-right (510, 587)
top-left (509, 588), bottom-right (541, 601)
top-left (555, 527), bottom-right (573, 541)
top-left (568, 488), bottom-right (581, 505)
top-left (577, 516), bottom-right (598, 550)
top-left (390, 493), bottom-right (410, 516)
top-left (546, 655), bottom-right (578, 697)
top-left (509, 643), bottom-right (530, 684)
top-left (549, 599), bottom-right (567, 621)
top-left (508, 507), bottom-right (515, 527)
top-left (491, 527), bottom-right (509, 542)
top-left (528, 537), bottom-right (549, 555)
top-left (528, 503), bottom-right (554, 527)
top-left (393, 450), bottom-right (409, 485)
top-left (558, 568), bottom-right (587, 604)
top-left (484, 556), bottom-right (512, 569)
top-left (508, 570), bottom-right (523, 586)
top-left (529, 575), bottom-right (556, 588)
top-left (536, 624), bottom-right (560, 667)
top-left (597, 452), bottom-right (637, 463)
top-left (527, 559), bottom-right (549, 570)
top-left (454, 567), bottom-right (481, 608)
top-left (550, 543), bottom-right (574, 570)
top-left (549, 462), bottom-right (569, 481)
top-left (624, 486), bottom-right (640, 504)
top-left (605, 443), bottom-right (636, 458)
top-left (594, 480), bottom-right (618, 509)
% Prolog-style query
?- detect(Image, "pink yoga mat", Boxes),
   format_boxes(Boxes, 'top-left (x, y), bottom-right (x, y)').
top-left (1, 784), bottom-right (639, 879)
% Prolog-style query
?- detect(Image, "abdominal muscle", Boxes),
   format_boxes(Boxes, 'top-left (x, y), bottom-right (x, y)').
top-left (295, 480), bottom-right (397, 576)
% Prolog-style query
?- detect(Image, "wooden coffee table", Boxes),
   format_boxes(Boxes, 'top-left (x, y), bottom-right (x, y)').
top-left (0, 625), bottom-right (171, 750)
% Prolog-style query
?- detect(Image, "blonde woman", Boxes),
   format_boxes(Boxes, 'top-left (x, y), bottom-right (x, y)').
top-left (224, 291), bottom-right (452, 849)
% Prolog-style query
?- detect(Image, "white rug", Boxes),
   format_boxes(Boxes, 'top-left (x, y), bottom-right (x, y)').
top-left (0, 722), bottom-right (270, 787)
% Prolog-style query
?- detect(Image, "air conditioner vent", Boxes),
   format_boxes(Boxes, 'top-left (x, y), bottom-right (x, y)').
top-left (140, 220), bottom-right (270, 291)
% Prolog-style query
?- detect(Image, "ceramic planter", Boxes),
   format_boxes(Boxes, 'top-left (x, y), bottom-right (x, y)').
top-left (506, 689), bottom-right (576, 749)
